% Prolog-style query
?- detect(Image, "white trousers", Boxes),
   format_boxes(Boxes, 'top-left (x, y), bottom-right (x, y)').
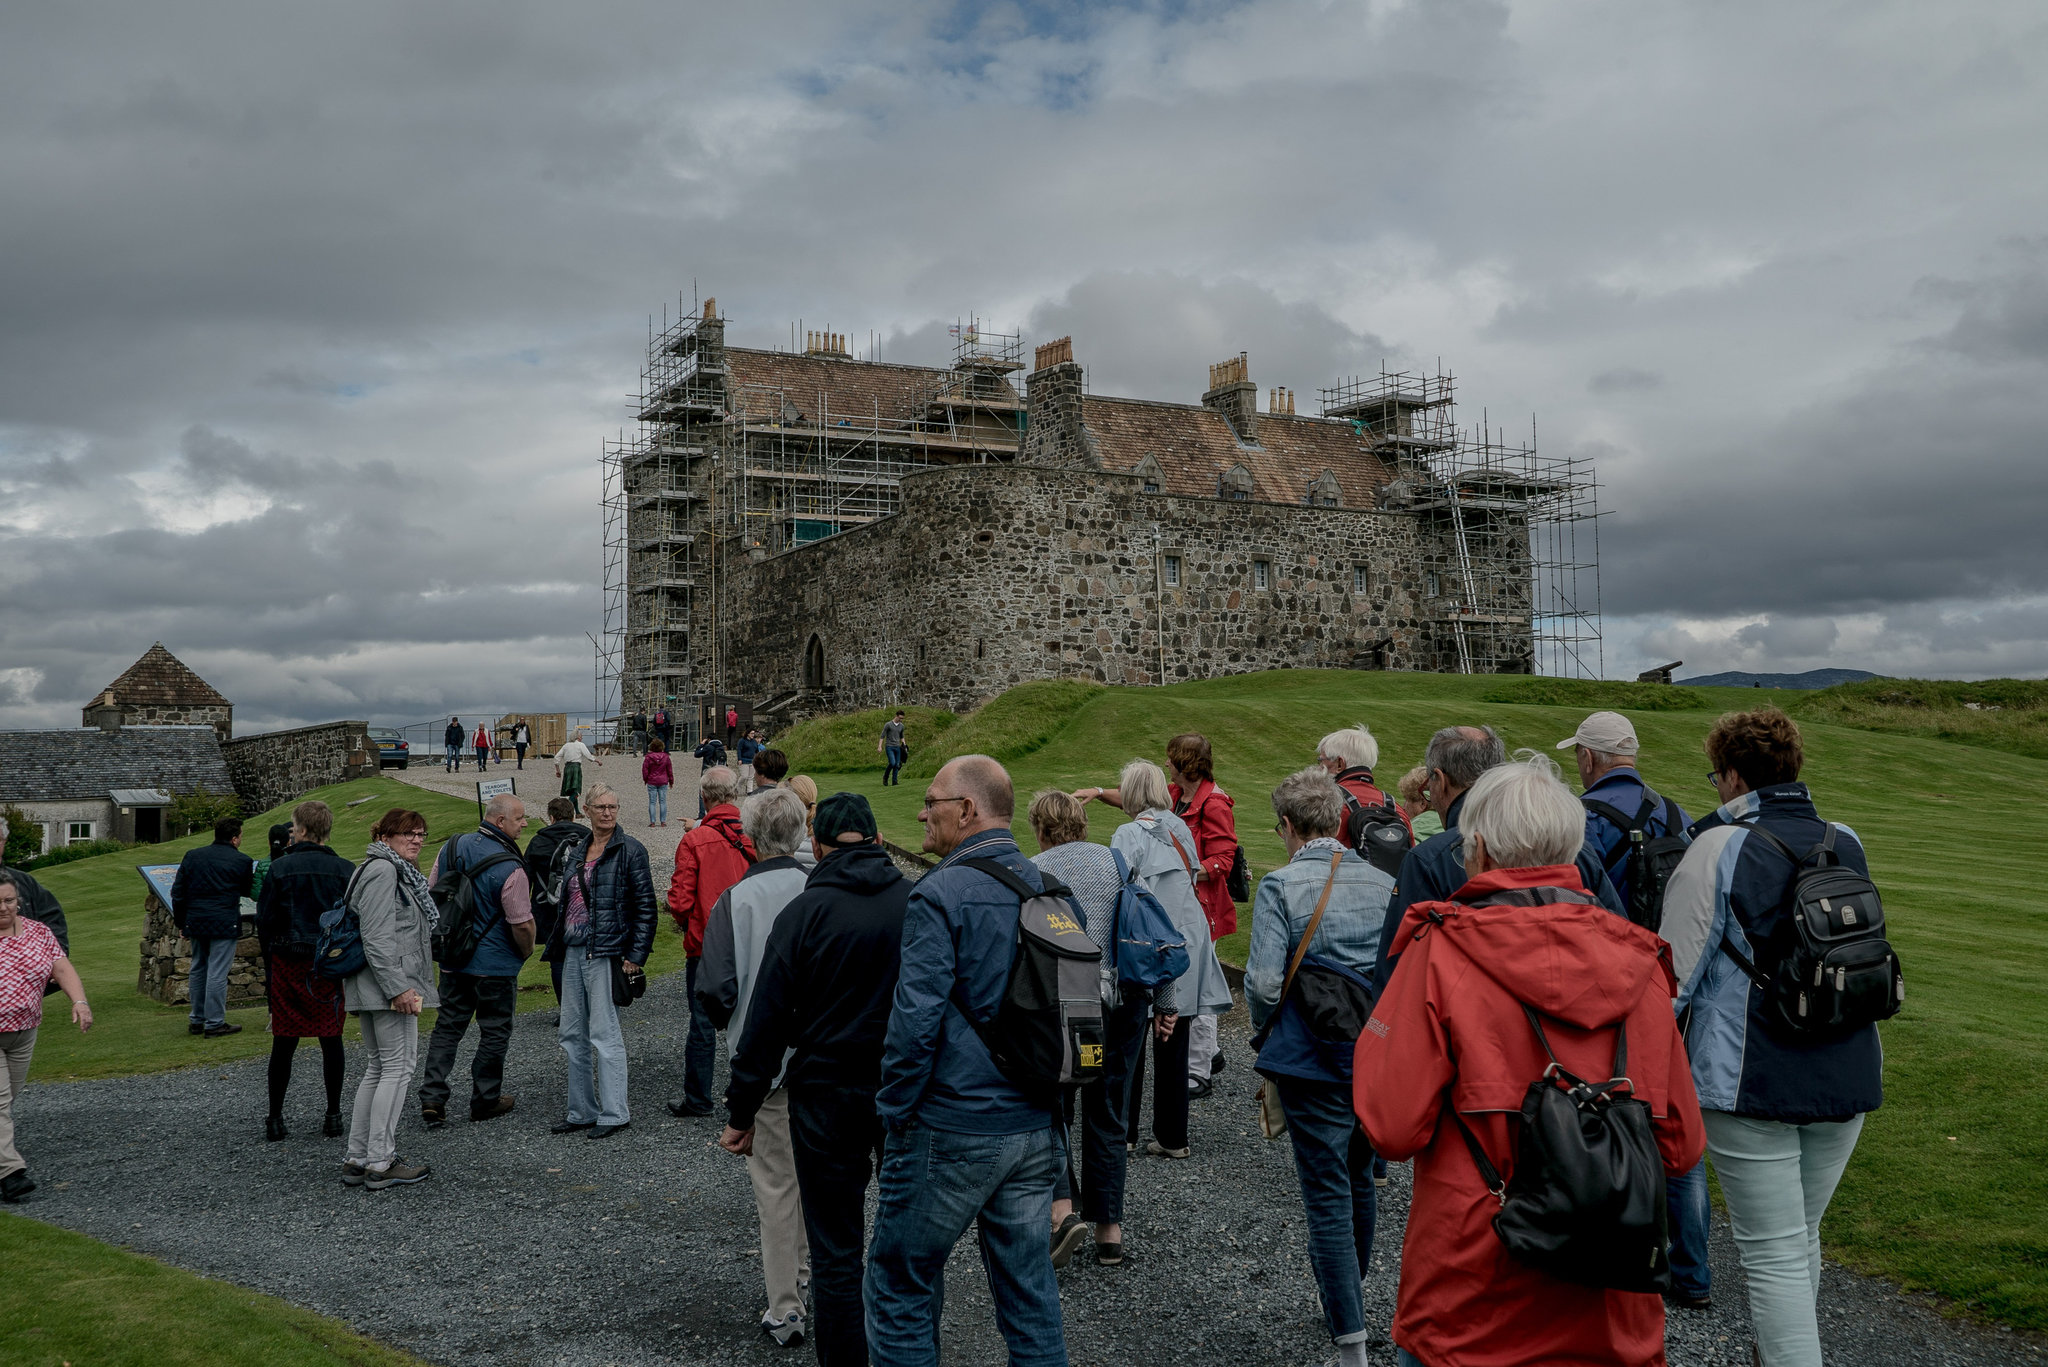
top-left (749, 1087), bottom-right (812, 1323)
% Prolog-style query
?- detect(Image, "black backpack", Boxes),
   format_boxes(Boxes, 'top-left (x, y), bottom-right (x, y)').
top-left (1722, 822), bottom-right (1903, 1038)
top-left (1453, 1005), bottom-right (1672, 1294)
top-left (1581, 793), bottom-right (1687, 932)
top-left (430, 835), bottom-right (524, 970)
top-left (959, 858), bottom-right (1105, 1094)
top-left (1343, 790), bottom-right (1414, 877)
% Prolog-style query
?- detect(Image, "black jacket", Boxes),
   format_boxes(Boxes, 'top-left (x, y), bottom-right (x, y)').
top-left (544, 829), bottom-right (659, 965)
top-left (256, 841), bottom-right (356, 955)
top-left (2, 865), bottom-right (69, 954)
top-left (444, 722), bottom-right (463, 747)
top-left (725, 842), bottom-right (910, 1130)
top-left (524, 819), bottom-right (583, 940)
top-left (172, 839), bottom-right (255, 940)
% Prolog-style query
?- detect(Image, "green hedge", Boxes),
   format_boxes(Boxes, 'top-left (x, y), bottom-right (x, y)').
top-left (1479, 678), bottom-right (1711, 711)
top-left (24, 837), bottom-right (134, 870)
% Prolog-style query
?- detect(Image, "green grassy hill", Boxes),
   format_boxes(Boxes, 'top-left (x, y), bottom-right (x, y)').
top-left (773, 668), bottom-right (2046, 1330)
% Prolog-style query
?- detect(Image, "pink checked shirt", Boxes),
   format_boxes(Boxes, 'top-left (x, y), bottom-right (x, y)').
top-left (0, 919), bottom-right (63, 1032)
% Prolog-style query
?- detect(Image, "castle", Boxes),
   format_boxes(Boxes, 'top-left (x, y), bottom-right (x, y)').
top-left (603, 301), bottom-right (1598, 733)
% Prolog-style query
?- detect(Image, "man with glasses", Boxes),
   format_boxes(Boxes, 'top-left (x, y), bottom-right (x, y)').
top-left (418, 794), bottom-right (536, 1128)
top-left (864, 755), bottom-right (1070, 1367)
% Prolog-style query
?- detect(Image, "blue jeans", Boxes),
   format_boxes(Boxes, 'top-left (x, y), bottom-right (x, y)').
top-left (1277, 1077), bottom-right (1376, 1344)
top-left (647, 784), bottom-right (668, 825)
top-left (682, 956), bottom-right (717, 1110)
top-left (884, 746), bottom-right (906, 785)
top-left (445, 743), bottom-right (460, 770)
top-left (186, 935), bottom-right (236, 1029)
top-left (558, 946), bottom-right (629, 1126)
top-left (865, 1121), bottom-right (1067, 1367)
top-left (1668, 1157), bottom-right (1712, 1298)
top-left (1053, 994), bottom-right (1146, 1222)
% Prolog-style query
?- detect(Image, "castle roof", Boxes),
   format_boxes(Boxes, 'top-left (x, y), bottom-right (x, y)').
top-left (1079, 397), bottom-right (1395, 508)
top-left (93, 643), bottom-right (229, 709)
top-left (723, 348), bottom-right (1022, 427)
top-left (0, 727), bottom-right (233, 803)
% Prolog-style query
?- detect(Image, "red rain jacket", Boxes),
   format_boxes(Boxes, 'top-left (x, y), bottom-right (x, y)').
top-left (1355, 864), bottom-right (1704, 1367)
top-left (666, 803), bottom-right (754, 957)
top-left (1170, 778), bottom-right (1239, 939)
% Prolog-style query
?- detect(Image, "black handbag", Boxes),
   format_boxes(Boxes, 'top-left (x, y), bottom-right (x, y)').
top-left (610, 959), bottom-right (647, 1007)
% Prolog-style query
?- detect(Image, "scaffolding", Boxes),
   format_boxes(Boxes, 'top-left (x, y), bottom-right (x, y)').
top-left (1319, 367), bottom-right (1602, 677)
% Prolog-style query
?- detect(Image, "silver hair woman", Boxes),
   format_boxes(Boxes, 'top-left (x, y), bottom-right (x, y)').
top-left (1458, 752), bottom-right (1585, 872)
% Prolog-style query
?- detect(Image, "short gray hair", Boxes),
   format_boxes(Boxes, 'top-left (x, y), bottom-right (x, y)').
top-left (1317, 724), bottom-right (1379, 772)
top-left (742, 787), bottom-right (808, 859)
top-left (1118, 758), bottom-right (1171, 816)
top-left (701, 765), bottom-right (741, 808)
top-left (1424, 725), bottom-right (1506, 792)
top-left (1271, 765), bottom-right (1346, 840)
top-left (583, 782), bottom-right (616, 807)
top-left (1460, 753), bottom-right (1585, 870)
top-left (484, 793), bottom-right (523, 823)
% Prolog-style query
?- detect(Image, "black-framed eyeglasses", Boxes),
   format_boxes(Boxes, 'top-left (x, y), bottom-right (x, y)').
top-left (923, 796), bottom-right (969, 809)
top-left (1705, 772), bottom-right (1721, 789)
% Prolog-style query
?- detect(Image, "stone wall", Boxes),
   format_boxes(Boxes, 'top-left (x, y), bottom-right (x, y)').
top-left (221, 721), bottom-right (378, 814)
top-left (722, 462), bottom-right (1452, 714)
top-left (137, 889), bottom-right (265, 1007)
top-left (108, 701), bottom-right (233, 741)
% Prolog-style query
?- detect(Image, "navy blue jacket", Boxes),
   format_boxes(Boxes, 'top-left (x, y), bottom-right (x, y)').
top-left (434, 827), bottom-right (532, 978)
top-left (876, 829), bottom-right (1063, 1135)
top-left (1662, 783), bottom-right (1883, 1122)
top-left (1580, 766), bottom-right (1691, 909)
top-left (256, 841), bottom-right (354, 954)
top-left (544, 829), bottom-right (659, 965)
top-left (172, 839), bottom-right (254, 940)
top-left (1373, 789), bottom-right (1626, 992)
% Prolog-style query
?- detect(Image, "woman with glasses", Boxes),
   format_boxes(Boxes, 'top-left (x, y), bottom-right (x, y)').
top-left (340, 809), bottom-right (440, 1191)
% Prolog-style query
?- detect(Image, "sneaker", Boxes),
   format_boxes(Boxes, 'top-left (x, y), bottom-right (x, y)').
top-left (204, 1022), bottom-right (243, 1038)
top-left (1050, 1213), bottom-right (1089, 1269)
top-left (340, 1161), bottom-right (367, 1187)
top-left (762, 1311), bottom-right (806, 1348)
top-left (365, 1158), bottom-right (430, 1190)
top-left (1145, 1140), bottom-right (1191, 1160)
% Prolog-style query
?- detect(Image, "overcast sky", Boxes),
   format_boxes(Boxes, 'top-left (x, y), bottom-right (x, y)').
top-left (4, 0), bottom-right (2044, 733)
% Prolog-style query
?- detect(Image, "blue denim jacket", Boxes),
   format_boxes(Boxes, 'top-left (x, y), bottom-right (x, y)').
top-left (1244, 842), bottom-right (1392, 1034)
top-left (875, 829), bottom-right (1062, 1135)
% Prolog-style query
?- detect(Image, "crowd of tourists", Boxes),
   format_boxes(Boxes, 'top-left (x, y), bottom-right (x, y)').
top-left (0, 699), bottom-right (1894, 1367)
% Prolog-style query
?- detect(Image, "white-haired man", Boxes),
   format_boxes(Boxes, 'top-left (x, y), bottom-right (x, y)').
top-left (700, 786), bottom-right (815, 1347)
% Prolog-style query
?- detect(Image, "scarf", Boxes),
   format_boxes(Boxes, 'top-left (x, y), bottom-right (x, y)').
top-left (1299, 836), bottom-right (1347, 858)
top-left (364, 839), bottom-right (438, 929)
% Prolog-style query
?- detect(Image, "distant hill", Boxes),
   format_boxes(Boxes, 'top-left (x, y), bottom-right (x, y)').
top-left (1676, 668), bottom-right (1882, 690)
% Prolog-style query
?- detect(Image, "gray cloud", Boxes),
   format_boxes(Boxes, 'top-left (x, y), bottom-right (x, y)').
top-left (1588, 367), bottom-right (1662, 394)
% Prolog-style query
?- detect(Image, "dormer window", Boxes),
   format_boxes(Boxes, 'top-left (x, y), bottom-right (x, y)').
top-left (1219, 464), bottom-right (1255, 502)
top-left (1133, 452), bottom-right (1165, 495)
top-left (1307, 470), bottom-right (1342, 507)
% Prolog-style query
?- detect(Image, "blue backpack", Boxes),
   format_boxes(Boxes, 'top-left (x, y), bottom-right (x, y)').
top-left (1109, 849), bottom-right (1190, 990)
top-left (312, 864), bottom-right (370, 982)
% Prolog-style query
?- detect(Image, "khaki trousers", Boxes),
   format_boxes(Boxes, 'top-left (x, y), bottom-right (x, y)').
top-left (0, 1027), bottom-right (38, 1180)
top-left (749, 1087), bottom-right (812, 1323)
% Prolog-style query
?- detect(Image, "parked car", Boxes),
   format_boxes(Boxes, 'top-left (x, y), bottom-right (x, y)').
top-left (370, 727), bottom-right (410, 770)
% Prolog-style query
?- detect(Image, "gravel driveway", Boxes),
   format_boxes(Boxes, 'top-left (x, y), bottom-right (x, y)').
top-left (8, 972), bottom-right (2039, 1367)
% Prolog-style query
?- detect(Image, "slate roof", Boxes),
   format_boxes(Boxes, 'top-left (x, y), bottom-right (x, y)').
top-left (93, 643), bottom-right (230, 708)
top-left (723, 349), bottom-right (1020, 427)
top-left (0, 727), bottom-right (234, 803)
top-left (1079, 396), bottom-right (1396, 507)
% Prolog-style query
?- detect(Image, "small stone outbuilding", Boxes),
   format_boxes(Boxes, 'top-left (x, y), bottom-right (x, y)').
top-left (84, 643), bottom-right (233, 741)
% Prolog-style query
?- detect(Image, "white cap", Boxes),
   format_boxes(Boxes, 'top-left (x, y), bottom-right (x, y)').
top-left (1555, 711), bottom-right (1639, 755)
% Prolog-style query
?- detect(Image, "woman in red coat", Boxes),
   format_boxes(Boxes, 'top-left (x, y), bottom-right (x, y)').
top-left (1355, 756), bottom-right (1704, 1367)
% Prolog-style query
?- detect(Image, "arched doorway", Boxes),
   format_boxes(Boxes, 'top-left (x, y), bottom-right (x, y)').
top-left (803, 635), bottom-right (826, 689)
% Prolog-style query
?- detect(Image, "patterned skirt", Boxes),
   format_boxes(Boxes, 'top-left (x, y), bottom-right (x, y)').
top-left (267, 951), bottom-right (345, 1038)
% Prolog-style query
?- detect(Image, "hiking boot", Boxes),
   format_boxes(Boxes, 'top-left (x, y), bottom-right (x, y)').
top-left (1145, 1140), bottom-right (1191, 1160)
top-left (340, 1161), bottom-right (367, 1187)
top-left (365, 1158), bottom-right (430, 1190)
top-left (470, 1096), bottom-right (516, 1123)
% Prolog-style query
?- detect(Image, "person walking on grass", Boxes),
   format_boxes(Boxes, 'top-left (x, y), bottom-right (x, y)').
top-left (419, 794), bottom-right (535, 1130)
top-left (642, 738), bottom-right (674, 828)
top-left (255, 800), bottom-right (353, 1142)
top-left (341, 809), bottom-right (439, 1191)
top-left (666, 766), bottom-right (755, 1118)
top-left (1243, 767), bottom-right (1392, 1367)
top-left (1660, 708), bottom-right (1882, 1367)
top-left (879, 710), bottom-right (908, 787)
top-left (702, 787), bottom-right (815, 1348)
top-left (544, 783), bottom-right (656, 1138)
top-left (727, 793), bottom-right (908, 1367)
top-left (1358, 756), bottom-right (1705, 1367)
top-left (554, 732), bottom-right (597, 816)
top-left (865, 756), bottom-right (1069, 1367)
top-left (444, 716), bottom-right (464, 772)
top-left (0, 870), bottom-right (92, 1205)
top-left (172, 816), bottom-right (253, 1039)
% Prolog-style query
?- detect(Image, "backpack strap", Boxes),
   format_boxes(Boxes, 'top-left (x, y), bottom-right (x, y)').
top-left (1581, 796), bottom-right (1656, 878)
top-left (1276, 852), bottom-right (1345, 1011)
top-left (1716, 817), bottom-right (1831, 989)
top-left (959, 856), bottom-right (1071, 905)
top-left (705, 815), bottom-right (756, 866)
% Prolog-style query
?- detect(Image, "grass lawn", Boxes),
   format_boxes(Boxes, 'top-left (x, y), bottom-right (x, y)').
top-left (24, 776), bottom-right (685, 1082)
top-left (778, 668), bottom-right (2048, 1330)
top-left (0, 1212), bottom-right (424, 1366)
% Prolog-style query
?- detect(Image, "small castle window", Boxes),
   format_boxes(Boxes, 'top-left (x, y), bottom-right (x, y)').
top-left (976, 639), bottom-right (986, 660)
top-left (1164, 555), bottom-right (1182, 586)
top-left (1144, 480), bottom-right (1160, 494)
top-left (1253, 560), bottom-right (1271, 591)
top-left (1426, 571), bottom-right (1442, 597)
top-left (1353, 565), bottom-right (1370, 594)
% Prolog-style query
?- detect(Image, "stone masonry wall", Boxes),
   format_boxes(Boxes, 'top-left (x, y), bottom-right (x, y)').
top-left (221, 721), bottom-right (378, 814)
top-left (723, 463), bottom-right (1442, 714)
top-left (138, 889), bottom-right (265, 1006)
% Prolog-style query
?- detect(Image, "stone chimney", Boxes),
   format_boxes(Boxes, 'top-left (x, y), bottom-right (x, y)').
top-left (1204, 352), bottom-right (1257, 443)
top-left (85, 690), bottom-right (123, 733)
top-left (1023, 336), bottom-right (1098, 469)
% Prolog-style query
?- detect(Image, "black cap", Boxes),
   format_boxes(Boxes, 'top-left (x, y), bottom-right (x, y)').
top-left (813, 792), bottom-right (879, 847)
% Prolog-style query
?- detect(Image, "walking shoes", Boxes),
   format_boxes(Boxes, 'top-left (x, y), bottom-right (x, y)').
top-left (365, 1159), bottom-right (431, 1190)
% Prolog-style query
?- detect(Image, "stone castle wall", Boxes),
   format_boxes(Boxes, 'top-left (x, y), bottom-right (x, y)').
top-left (111, 702), bottom-right (232, 741)
top-left (723, 463), bottom-right (1445, 714)
top-left (138, 890), bottom-right (265, 1007)
top-left (221, 721), bottom-right (378, 814)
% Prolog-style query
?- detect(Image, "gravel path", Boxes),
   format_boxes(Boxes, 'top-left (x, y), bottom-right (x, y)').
top-left (9, 974), bottom-right (2039, 1367)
